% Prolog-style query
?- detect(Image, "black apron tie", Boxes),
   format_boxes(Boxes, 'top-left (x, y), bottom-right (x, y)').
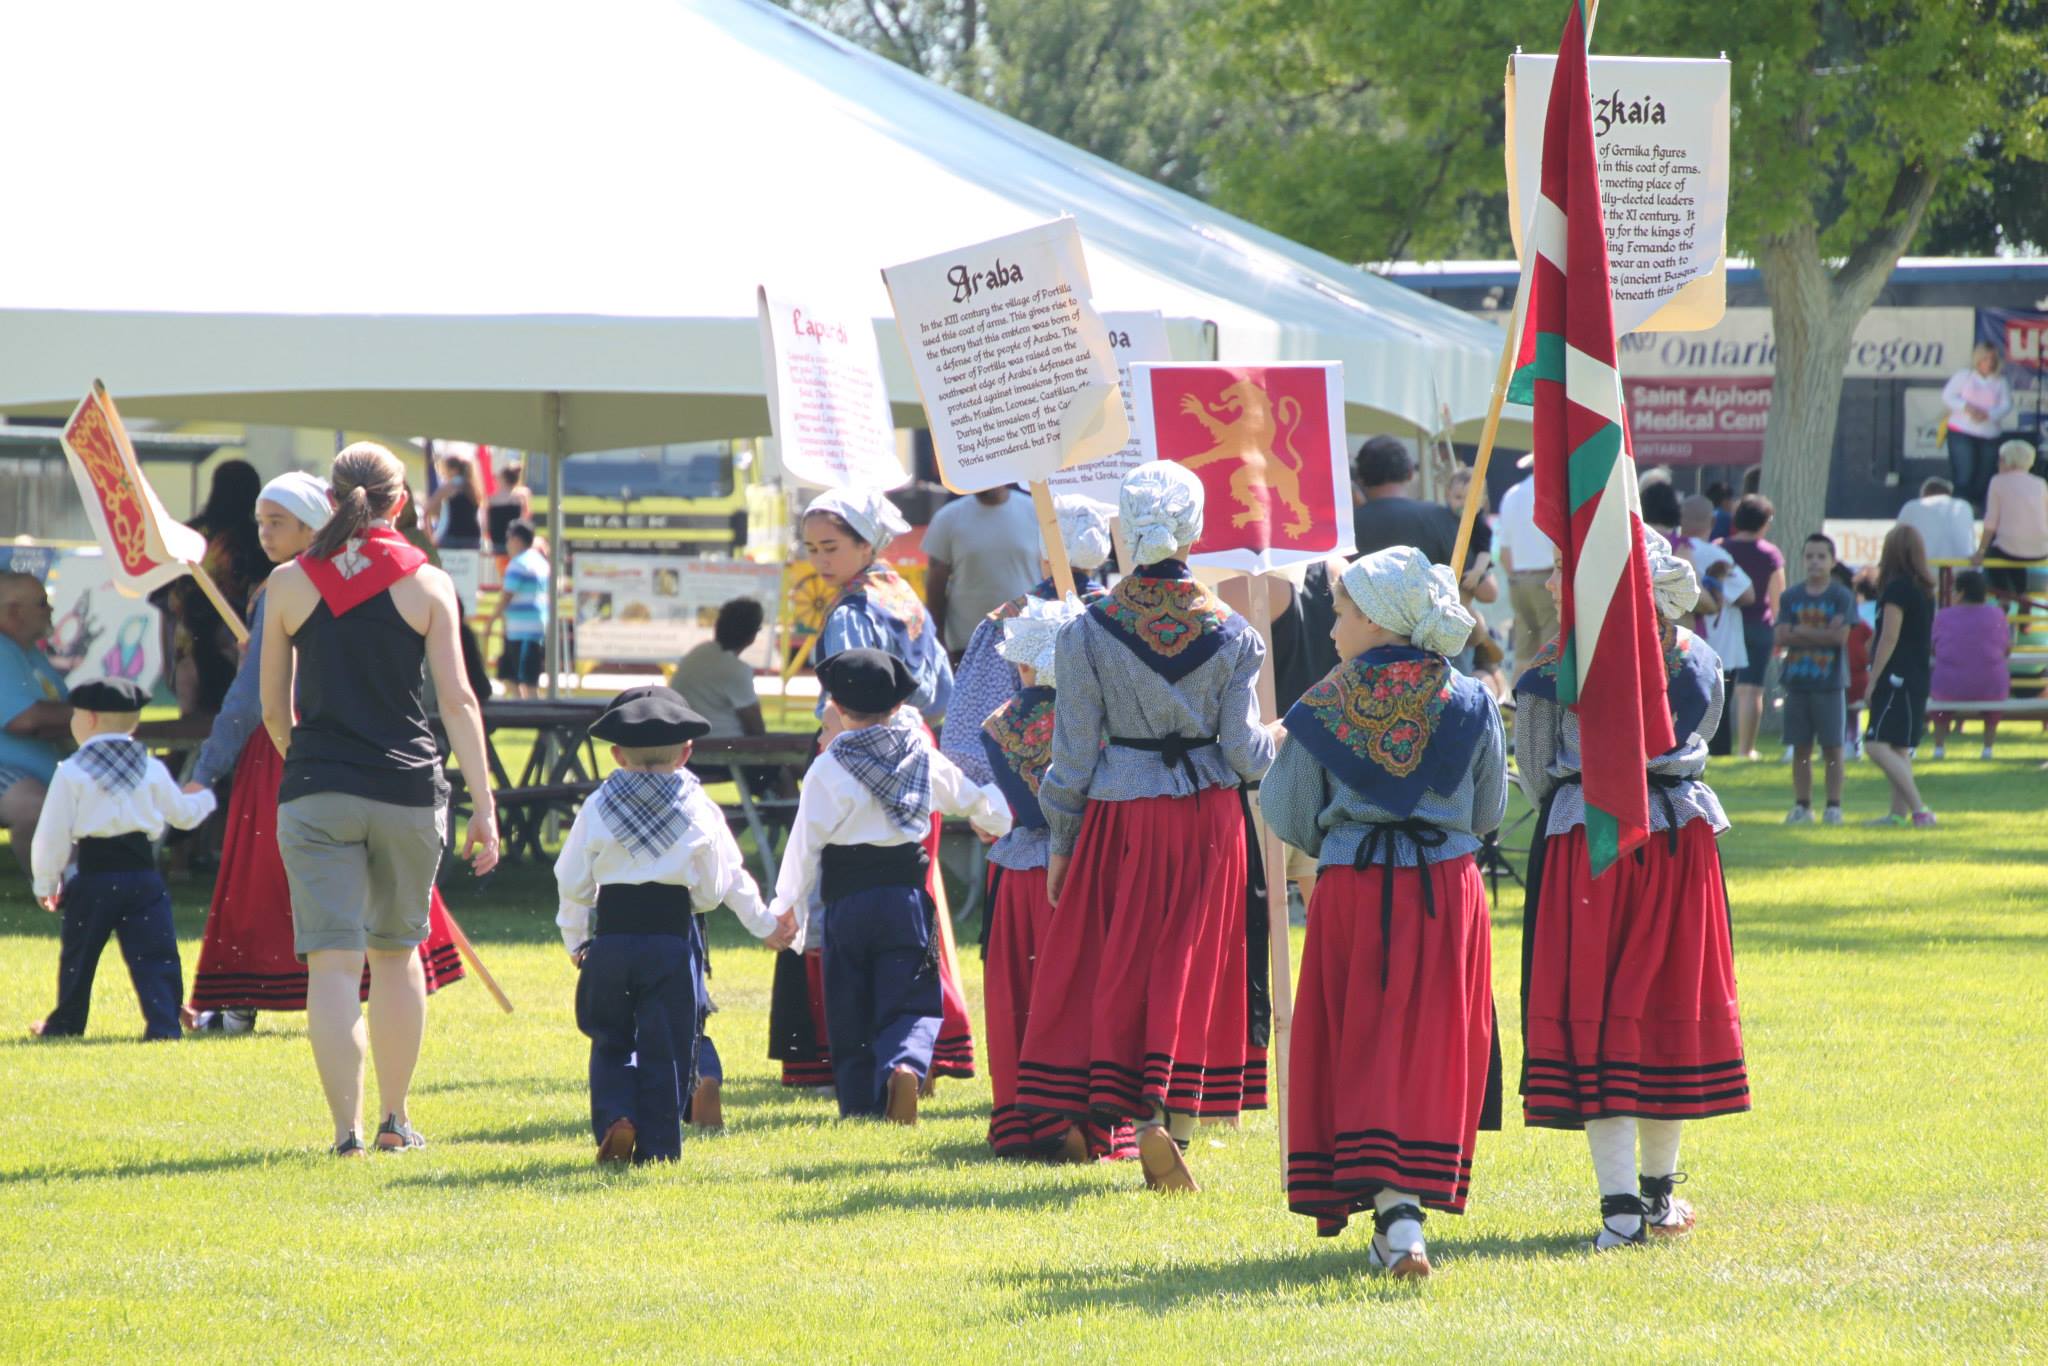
top-left (1352, 820), bottom-right (1450, 990)
top-left (1107, 733), bottom-right (1219, 789)
top-left (1554, 771), bottom-right (1687, 863)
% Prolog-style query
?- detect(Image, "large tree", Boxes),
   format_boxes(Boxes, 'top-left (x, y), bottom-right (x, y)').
top-left (1200, 0), bottom-right (2048, 542)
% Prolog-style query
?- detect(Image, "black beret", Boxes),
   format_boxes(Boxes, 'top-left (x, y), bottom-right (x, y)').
top-left (817, 648), bottom-right (916, 715)
top-left (69, 678), bottom-right (149, 712)
top-left (588, 685), bottom-right (709, 747)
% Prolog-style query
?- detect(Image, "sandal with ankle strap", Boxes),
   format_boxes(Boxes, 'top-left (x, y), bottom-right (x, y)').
top-left (1366, 1203), bottom-right (1431, 1278)
top-left (374, 1114), bottom-right (426, 1151)
top-left (1592, 1193), bottom-right (1649, 1251)
top-left (1641, 1172), bottom-right (1695, 1235)
top-left (331, 1133), bottom-right (367, 1158)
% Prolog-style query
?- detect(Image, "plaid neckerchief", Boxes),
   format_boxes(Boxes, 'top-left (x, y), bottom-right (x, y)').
top-left (595, 769), bottom-right (699, 859)
top-left (832, 717), bottom-right (931, 837)
top-left (77, 737), bottom-right (149, 794)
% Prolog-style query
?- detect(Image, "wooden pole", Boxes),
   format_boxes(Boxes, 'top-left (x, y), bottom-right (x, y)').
top-left (1448, 283), bottom-right (1529, 583)
top-left (1243, 572), bottom-right (1294, 1184)
top-left (184, 561), bottom-right (249, 643)
top-left (1030, 480), bottom-right (1078, 599)
top-left (438, 907), bottom-right (514, 1013)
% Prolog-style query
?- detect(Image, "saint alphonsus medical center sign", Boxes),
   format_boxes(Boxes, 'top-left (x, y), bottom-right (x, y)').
top-left (1615, 306), bottom-right (1974, 465)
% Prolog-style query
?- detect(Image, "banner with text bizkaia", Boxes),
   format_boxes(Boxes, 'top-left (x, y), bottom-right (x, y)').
top-left (883, 217), bottom-right (1128, 493)
top-left (1508, 54), bottom-right (1731, 336)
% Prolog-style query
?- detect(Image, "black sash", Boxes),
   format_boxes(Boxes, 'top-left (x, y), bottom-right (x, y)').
top-left (1107, 733), bottom-right (1219, 788)
top-left (593, 882), bottom-right (696, 937)
top-left (76, 833), bottom-right (153, 875)
top-left (820, 842), bottom-right (930, 903)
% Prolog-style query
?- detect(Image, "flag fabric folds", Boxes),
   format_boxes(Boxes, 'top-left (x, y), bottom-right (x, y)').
top-left (1510, 0), bottom-right (1674, 875)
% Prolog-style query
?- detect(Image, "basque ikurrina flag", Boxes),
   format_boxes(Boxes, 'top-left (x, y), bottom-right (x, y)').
top-left (1510, 0), bottom-right (1674, 875)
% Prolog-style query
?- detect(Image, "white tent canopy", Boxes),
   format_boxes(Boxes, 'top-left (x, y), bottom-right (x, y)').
top-left (0, 0), bottom-right (1513, 453)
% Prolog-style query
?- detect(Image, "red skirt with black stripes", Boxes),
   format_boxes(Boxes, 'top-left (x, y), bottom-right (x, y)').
top-left (1520, 820), bottom-right (1749, 1128)
top-left (1287, 857), bottom-right (1494, 1226)
top-left (187, 731), bottom-right (464, 1011)
top-left (1014, 787), bottom-right (1251, 1123)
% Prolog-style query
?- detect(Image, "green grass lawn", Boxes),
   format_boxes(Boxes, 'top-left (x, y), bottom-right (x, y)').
top-left (3, 736), bottom-right (2045, 1362)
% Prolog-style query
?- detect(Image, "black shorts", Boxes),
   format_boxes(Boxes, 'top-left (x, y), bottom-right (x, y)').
top-left (497, 638), bottom-right (544, 685)
top-left (1864, 675), bottom-right (1927, 750)
top-left (1986, 545), bottom-right (2045, 597)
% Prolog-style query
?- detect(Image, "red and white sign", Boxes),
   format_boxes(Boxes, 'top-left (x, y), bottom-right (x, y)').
top-left (1625, 375), bottom-right (1770, 466)
top-left (60, 383), bottom-right (205, 596)
top-left (1132, 362), bottom-right (1353, 574)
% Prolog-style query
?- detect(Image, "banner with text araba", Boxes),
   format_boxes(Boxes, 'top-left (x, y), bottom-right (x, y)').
top-left (882, 217), bottom-right (1128, 494)
top-left (1133, 362), bottom-right (1352, 577)
top-left (1507, 55), bottom-right (1730, 336)
top-left (60, 383), bottom-right (204, 597)
top-left (757, 287), bottom-right (908, 491)
top-left (1047, 310), bottom-right (1173, 505)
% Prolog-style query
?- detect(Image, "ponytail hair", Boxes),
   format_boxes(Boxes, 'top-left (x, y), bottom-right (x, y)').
top-left (308, 442), bottom-right (407, 560)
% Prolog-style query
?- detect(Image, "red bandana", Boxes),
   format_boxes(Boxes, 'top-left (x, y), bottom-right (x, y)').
top-left (299, 525), bottom-right (427, 617)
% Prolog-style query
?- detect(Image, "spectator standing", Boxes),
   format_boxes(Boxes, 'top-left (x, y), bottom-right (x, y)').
top-left (1896, 477), bottom-right (1978, 563)
top-left (1861, 525), bottom-right (1937, 827)
top-left (423, 451), bottom-right (484, 551)
top-left (1942, 342), bottom-right (2015, 509)
top-left (1973, 439), bottom-right (2048, 601)
top-left (0, 573), bottom-right (71, 871)
top-left (1677, 495), bottom-right (1753, 757)
top-left (1930, 569), bottom-right (2011, 760)
top-left (485, 459), bottom-right (533, 560)
top-left (490, 521), bottom-right (549, 699)
top-left (1705, 481), bottom-right (1736, 542)
top-left (1352, 436), bottom-right (1460, 563)
top-left (672, 598), bottom-right (768, 738)
top-left (1843, 566), bottom-right (1876, 758)
top-left (1718, 494), bottom-right (1787, 760)
top-left (1775, 534), bottom-right (1854, 825)
top-left (1496, 454), bottom-right (1559, 670)
top-left (922, 487), bottom-right (1043, 660)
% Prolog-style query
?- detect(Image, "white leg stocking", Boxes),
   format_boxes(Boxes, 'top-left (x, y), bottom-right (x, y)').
top-left (1585, 1116), bottom-right (1644, 1247)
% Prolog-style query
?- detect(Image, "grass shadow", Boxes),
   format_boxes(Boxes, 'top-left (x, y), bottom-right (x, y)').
top-left (0, 1150), bottom-right (309, 1184)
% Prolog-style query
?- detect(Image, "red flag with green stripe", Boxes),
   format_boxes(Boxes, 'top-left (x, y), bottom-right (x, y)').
top-left (1513, 0), bottom-right (1673, 875)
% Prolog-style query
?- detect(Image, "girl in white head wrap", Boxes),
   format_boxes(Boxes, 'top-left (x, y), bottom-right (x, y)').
top-left (1640, 527), bottom-right (1701, 622)
top-left (1052, 495), bottom-right (1114, 574)
top-left (803, 487), bottom-right (911, 556)
top-left (257, 471), bottom-right (334, 533)
top-left (998, 595), bottom-right (1084, 688)
top-left (1119, 463), bottom-right (1205, 567)
top-left (1336, 547), bottom-right (1478, 657)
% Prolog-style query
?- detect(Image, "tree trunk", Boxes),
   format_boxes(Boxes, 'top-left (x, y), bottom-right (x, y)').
top-left (1756, 232), bottom-right (1853, 548)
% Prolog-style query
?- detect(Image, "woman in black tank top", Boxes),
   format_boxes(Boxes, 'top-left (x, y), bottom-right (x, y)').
top-left (423, 451), bottom-right (484, 551)
top-left (261, 442), bottom-right (500, 1155)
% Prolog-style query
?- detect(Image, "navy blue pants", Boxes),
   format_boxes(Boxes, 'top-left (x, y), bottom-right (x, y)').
top-left (823, 887), bottom-right (941, 1118)
top-left (576, 931), bottom-right (705, 1163)
top-left (44, 871), bottom-right (183, 1040)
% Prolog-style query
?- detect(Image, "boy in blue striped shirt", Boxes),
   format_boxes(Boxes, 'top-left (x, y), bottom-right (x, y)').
top-left (492, 520), bottom-right (549, 699)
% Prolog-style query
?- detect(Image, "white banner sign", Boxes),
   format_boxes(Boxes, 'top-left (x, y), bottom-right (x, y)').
top-left (1047, 310), bottom-right (1173, 505)
top-left (757, 287), bottom-right (908, 491)
top-left (1510, 55), bottom-right (1731, 336)
top-left (440, 548), bottom-right (482, 618)
top-left (1903, 387), bottom-right (1952, 460)
top-left (31, 547), bottom-right (167, 695)
top-left (1617, 307), bottom-right (1977, 381)
top-left (573, 554), bottom-right (783, 667)
top-left (883, 217), bottom-right (1129, 493)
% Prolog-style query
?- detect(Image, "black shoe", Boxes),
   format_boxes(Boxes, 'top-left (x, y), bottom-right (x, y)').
top-left (1593, 1193), bottom-right (1649, 1251)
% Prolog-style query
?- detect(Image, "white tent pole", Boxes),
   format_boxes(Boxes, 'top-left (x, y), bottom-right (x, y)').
top-left (545, 390), bottom-right (565, 701)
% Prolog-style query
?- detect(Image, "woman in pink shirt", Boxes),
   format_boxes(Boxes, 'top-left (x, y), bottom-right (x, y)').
top-left (1930, 569), bottom-right (2011, 760)
top-left (1973, 439), bottom-right (2048, 603)
top-left (1943, 342), bottom-right (2015, 509)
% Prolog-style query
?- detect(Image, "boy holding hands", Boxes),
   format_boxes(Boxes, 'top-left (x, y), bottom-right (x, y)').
top-left (767, 649), bottom-right (1010, 1124)
top-left (31, 679), bottom-right (216, 1040)
top-left (556, 686), bottom-right (796, 1164)
top-left (1777, 534), bottom-right (1856, 825)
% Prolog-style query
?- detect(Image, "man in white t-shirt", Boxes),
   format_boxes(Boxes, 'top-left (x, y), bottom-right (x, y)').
top-left (922, 486), bottom-right (1044, 658)
top-left (671, 597), bottom-right (767, 737)
top-left (1894, 476), bottom-right (1978, 563)
top-left (1679, 495), bottom-right (1752, 754)
top-left (1496, 459), bottom-right (1559, 665)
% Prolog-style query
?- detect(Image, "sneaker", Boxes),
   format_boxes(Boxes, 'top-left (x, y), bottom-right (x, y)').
top-left (1784, 805), bottom-right (1813, 825)
top-left (1912, 810), bottom-right (1938, 829)
top-left (1777, 745), bottom-right (1795, 764)
top-left (1822, 805), bottom-right (1843, 826)
top-left (1932, 744), bottom-right (1946, 760)
top-left (1981, 746), bottom-right (1995, 761)
top-left (1862, 813), bottom-right (1907, 827)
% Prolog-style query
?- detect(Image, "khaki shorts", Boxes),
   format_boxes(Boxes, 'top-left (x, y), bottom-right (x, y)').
top-left (278, 792), bottom-right (446, 957)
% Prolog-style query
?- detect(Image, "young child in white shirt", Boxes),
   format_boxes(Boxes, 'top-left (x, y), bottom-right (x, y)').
top-left (767, 648), bottom-right (1011, 1124)
top-left (555, 685), bottom-right (795, 1164)
top-left (31, 679), bottom-right (217, 1041)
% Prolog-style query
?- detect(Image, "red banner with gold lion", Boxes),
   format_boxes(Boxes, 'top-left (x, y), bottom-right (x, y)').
top-left (61, 382), bottom-right (209, 598)
top-left (1131, 363), bottom-right (1355, 575)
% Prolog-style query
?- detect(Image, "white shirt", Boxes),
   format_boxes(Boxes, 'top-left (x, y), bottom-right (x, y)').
top-left (768, 729), bottom-right (1012, 949)
top-left (1496, 475), bottom-right (1556, 572)
top-left (1942, 370), bottom-right (2014, 439)
top-left (1896, 495), bottom-right (1979, 563)
top-left (1675, 536), bottom-right (1750, 672)
top-left (922, 492), bottom-right (1045, 652)
top-left (670, 642), bottom-right (759, 737)
top-left (31, 735), bottom-right (218, 899)
top-left (553, 777), bottom-right (771, 953)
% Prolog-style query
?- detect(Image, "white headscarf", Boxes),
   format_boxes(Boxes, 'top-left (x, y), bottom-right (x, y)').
top-left (1120, 462), bottom-right (1204, 566)
top-left (258, 471), bottom-right (333, 532)
top-left (1641, 526), bottom-right (1700, 620)
top-left (803, 488), bottom-right (910, 553)
top-left (1339, 546), bottom-right (1477, 657)
top-left (1053, 494), bottom-right (1114, 571)
top-left (999, 594), bottom-right (1085, 687)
